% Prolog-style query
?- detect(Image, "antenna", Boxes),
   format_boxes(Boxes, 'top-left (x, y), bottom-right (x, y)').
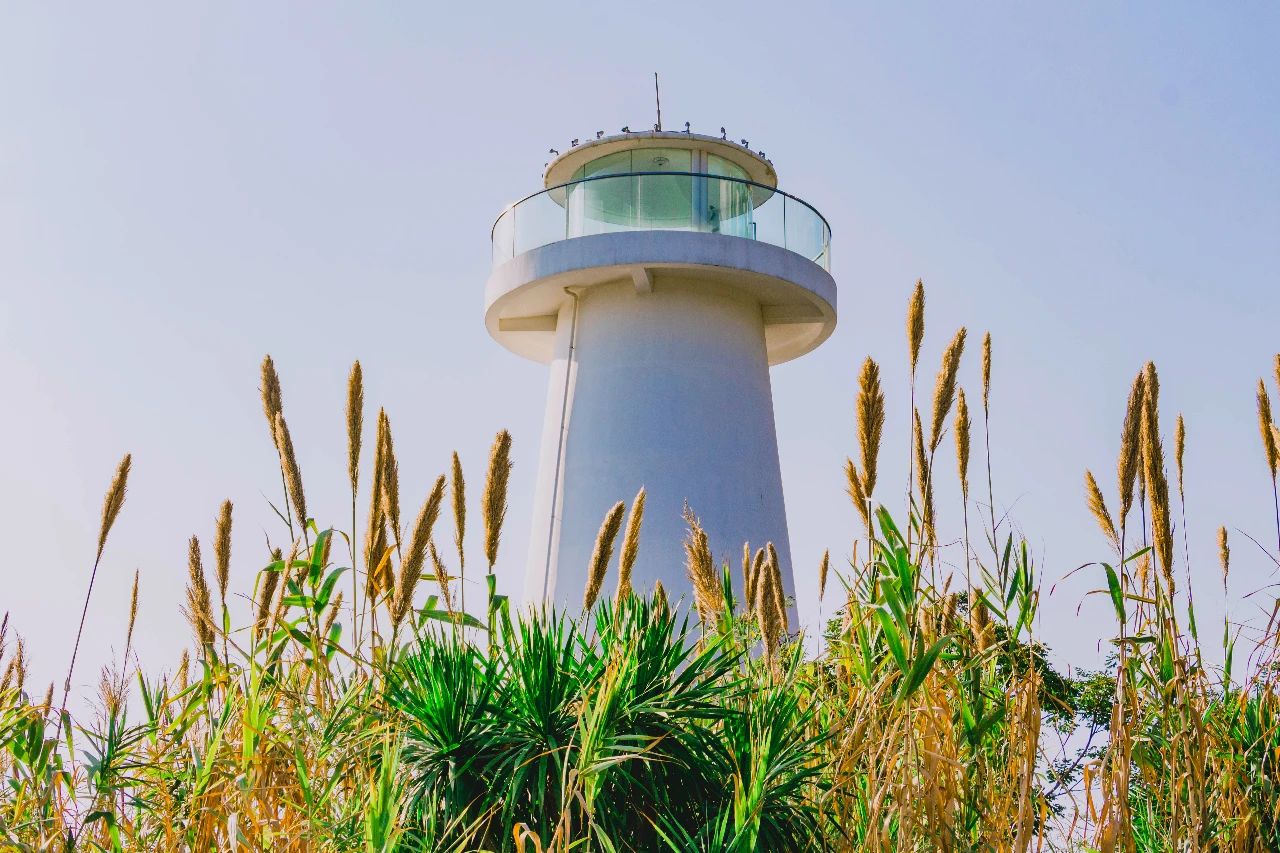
top-left (654, 72), bottom-right (662, 131)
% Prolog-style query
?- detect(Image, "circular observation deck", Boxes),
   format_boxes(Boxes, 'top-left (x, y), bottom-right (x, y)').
top-left (486, 132), bottom-right (836, 365)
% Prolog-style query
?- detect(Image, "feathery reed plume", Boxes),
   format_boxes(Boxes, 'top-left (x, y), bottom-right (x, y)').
top-left (60, 452), bottom-right (132, 741)
top-left (260, 355), bottom-right (283, 439)
top-left (185, 536), bottom-right (216, 652)
top-left (1174, 415), bottom-right (1186, 499)
top-left (741, 543), bottom-right (753, 608)
top-left (41, 682), bottom-right (53, 715)
top-left (274, 413), bottom-right (308, 529)
top-left (971, 590), bottom-right (992, 653)
top-left (584, 501), bottom-right (626, 611)
top-left (955, 389), bottom-right (971, 498)
top-left (322, 591), bottom-right (343, 642)
top-left (256, 549), bottom-right (283, 637)
top-left (97, 454), bottom-right (132, 564)
top-left (845, 458), bottom-right (871, 532)
top-left (857, 358), bottom-right (886, 497)
top-left (1117, 370), bottom-right (1147, 523)
top-left (818, 549), bottom-right (831, 603)
top-left (1140, 363), bottom-right (1175, 598)
top-left (175, 650), bottom-right (190, 695)
top-left (364, 409), bottom-right (390, 596)
top-left (929, 327), bottom-right (968, 451)
top-left (347, 361), bottom-right (363, 496)
top-left (1218, 526), bottom-right (1229, 591)
top-left (1259, 380), bottom-right (1279, 479)
top-left (616, 488), bottom-right (645, 603)
top-left (1085, 470), bottom-right (1119, 552)
top-left (428, 541), bottom-right (453, 612)
top-left (453, 450), bottom-right (468, 578)
top-left (98, 665), bottom-right (124, 718)
top-left (750, 548), bottom-right (766, 610)
top-left (982, 332), bottom-right (992, 413)
top-left (653, 579), bottom-right (668, 614)
top-left (482, 430), bottom-right (513, 571)
top-left (214, 500), bottom-right (233, 603)
top-left (380, 415), bottom-right (402, 550)
top-left (125, 569), bottom-right (140, 659)
top-left (1, 639), bottom-right (23, 696)
top-left (682, 505), bottom-right (719, 624)
top-left (914, 410), bottom-right (934, 545)
top-left (757, 569), bottom-right (781, 667)
top-left (907, 279), bottom-right (925, 374)
top-left (766, 542), bottom-right (788, 636)
top-left (393, 475), bottom-right (447, 629)
top-left (981, 331), bottom-right (996, 540)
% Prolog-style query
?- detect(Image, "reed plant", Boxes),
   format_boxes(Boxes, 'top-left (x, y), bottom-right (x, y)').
top-left (2, 286), bottom-right (1279, 851)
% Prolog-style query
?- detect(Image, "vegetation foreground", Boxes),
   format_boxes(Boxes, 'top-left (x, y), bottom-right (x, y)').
top-left (3, 284), bottom-right (1280, 851)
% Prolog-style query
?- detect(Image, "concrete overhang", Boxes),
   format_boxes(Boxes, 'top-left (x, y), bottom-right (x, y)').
top-left (485, 230), bottom-right (837, 366)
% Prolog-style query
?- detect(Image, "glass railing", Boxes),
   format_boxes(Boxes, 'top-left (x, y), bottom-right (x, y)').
top-left (491, 172), bottom-right (831, 271)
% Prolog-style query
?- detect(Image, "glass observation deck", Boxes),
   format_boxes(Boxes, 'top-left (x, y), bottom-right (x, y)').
top-left (491, 171), bottom-right (831, 271)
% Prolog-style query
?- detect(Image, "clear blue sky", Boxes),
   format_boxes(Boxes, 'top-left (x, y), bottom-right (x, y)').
top-left (2, 3), bottom-right (1278, 699)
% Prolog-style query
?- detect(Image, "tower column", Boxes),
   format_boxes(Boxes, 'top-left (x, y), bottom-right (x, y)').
top-left (524, 275), bottom-right (794, 610)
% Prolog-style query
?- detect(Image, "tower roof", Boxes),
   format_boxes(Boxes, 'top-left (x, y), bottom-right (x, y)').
top-left (543, 131), bottom-right (777, 190)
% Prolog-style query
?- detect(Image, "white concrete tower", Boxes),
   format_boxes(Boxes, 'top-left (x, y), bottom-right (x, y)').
top-left (485, 130), bottom-right (836, 612)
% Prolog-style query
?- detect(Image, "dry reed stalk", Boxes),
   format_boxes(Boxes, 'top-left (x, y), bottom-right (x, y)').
top-left (845, 457), bottom-right (871, 533)
top-left (682, 506), bottom-right (719, 624)
top-left (483, 430), bottom-right (513, 571)
top-left (615, 488), bottom-right (645, 603)
top-left (929, 328), bottom-right (967, 452)
top-left (392, 475), bottom-right (447, 629)
top-left (818, 549), bottom-right (831, 603)
top-left (450, 451), bottom-right (466, 612)
top-left (273, 413), bottom-right (308, 530)
top-left (583, 501), bottom-right (626, 611)
top-left (59, 452), bottom-right (132, 741)
top-left (1118, 370), bottom-right (1147, 524)
top-left (857, 357), bottom-right (886, 497)
top-left (981, 331), bottom-right (997, 545)
top-left (1140, 363), bottom-right (1175, 599)
top-left (906, 280), bottom-right (925, 516)
top-left (185, 536), bottom-right (216, 652)
top-left (1085, 470), bottom-right (1119, 553)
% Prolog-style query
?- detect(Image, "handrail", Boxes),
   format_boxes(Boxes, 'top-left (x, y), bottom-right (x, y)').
top-left (490, 170), bottom-right (832, 241)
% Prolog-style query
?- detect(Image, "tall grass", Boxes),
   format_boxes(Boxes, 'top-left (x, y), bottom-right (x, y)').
top-left (2, 285), bottom-right (1279, 850)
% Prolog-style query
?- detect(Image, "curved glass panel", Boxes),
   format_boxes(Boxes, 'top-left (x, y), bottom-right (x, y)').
top-left (492, 172), bottom-right (830, 271)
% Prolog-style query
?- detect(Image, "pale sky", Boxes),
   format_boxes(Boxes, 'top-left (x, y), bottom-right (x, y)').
top-left (2, 3), bottom-right (1278, 704)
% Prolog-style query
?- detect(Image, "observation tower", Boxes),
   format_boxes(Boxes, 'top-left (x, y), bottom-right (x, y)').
top-left (485, 128), bottom-right (836, 611)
